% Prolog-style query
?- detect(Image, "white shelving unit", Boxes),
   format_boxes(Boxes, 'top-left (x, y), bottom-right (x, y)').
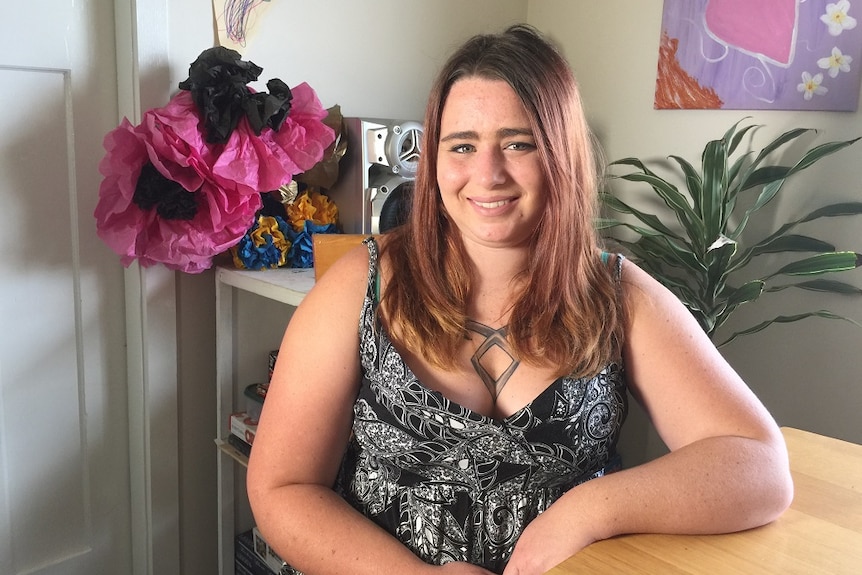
top-left (215, 265), bottom-right (315, 575)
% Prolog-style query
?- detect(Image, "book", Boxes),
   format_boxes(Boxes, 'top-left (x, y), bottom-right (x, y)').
top-left (235, 529), bottom-right (276, 574)
top-left (230, 412), bottom-right (258, 444)
top-left (227, 432), bottom-right (252, 458)
top-left (253, 525), bottom-right (290, 574)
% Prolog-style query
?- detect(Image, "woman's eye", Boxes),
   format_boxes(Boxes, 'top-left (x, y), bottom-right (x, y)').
top-left (451, 143), bottom-right (474, 153)
top-left (506, 141), bottom-right (536, 151)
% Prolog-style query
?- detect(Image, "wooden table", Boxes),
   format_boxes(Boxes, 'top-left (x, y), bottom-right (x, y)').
top-left (546, 427), bottom-right (862, 574)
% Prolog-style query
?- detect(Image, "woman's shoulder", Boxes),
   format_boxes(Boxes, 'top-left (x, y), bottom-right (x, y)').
top-left (616, 257), bottom-right (667, 292)
top-left (613, 257), bottom-right (704, 340)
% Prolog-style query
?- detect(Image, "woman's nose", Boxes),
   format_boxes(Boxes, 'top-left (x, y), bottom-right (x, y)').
top-left (476, 147), bottom-right (507, 188)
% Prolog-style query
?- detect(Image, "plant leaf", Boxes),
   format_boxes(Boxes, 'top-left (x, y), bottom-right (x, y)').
top-left (751, 234), bottom-right (835, 255)
top-left (700, 139), bottom-right (728, 242)
top-left (712, 280), bottom-right (765, 332)
top-left (766, 251), bottom-right (860, 278)
top-left (740, 165), bottom-right (791, 191)
top-left (668, 154), bottom-right (704, 215)
top-left (595, 217), bottom-right (623, 230)
top-left (799, 201), bottom-right (862, 223)
top-left (733, 127), bottom-right (812, 194)
top-left (731, 138), bottom-right (861, 238)
top-left (706, 238), bottom-right (737, 298)
top-left (725, 280), bottom-right (765, 307)
top-left (717, 311), bottom-right (862, 347)
top-left (765, 279), bottom-right (862, 295)
top-left (633, 235), bottom-right (707, 279)
top-left (790, 138), bottom-right (861, 173)
top-left (600, 192), bottom-right (687, 242)
top-left (740, 202), bottom-right (862, 255)
top-left (728, 234), bottom-right (837, 275)
top-left (724, 119), bottom-right (757, 157)
top-left (618, 170), bottom-right (705, 248)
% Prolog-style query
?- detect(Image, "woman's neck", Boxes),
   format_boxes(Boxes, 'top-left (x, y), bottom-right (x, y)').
top-left (463, 243), bottom-right (530, 326)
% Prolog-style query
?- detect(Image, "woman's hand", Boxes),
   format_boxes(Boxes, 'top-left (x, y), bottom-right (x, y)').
top-left (437, 562), bottom-right (497, 575)
top-left (501, 502), bottom-right (596, 575)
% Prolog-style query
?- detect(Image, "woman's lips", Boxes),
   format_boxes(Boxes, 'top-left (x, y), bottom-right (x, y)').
top-left (471, 198), bottom-right (514, 209)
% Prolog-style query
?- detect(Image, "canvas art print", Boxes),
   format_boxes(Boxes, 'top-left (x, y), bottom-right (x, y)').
top-left (656, 0), bottom-right (862, 110)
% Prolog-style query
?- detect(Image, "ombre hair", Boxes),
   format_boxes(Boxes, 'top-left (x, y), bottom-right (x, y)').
top-left (381, 24), bottom-right (623, 378)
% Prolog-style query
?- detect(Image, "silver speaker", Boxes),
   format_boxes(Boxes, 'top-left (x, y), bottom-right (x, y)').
top-left (327, 117), bottom-right (423, 234)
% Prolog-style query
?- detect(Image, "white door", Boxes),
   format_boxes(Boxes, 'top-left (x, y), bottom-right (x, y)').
top-left (0, 1), bottom-right (133, 573)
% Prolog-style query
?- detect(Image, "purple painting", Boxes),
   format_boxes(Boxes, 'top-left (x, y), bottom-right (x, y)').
top-left (655, 0), bottom-right (862, 110)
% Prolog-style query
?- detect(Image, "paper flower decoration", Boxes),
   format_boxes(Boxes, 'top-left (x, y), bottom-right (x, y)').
top-left (231, 215), bottom-right (293, 270)
top-left (94, 47), bottom-right (335, 273)
top-left (284, 190), bottom-right (339, 268)
top-left (231, 189), bottom-right (339, 270)
top-left (286, 189), bottom-right (339, 230)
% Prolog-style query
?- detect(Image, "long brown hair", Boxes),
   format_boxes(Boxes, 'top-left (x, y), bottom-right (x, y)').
top-left (381, 24), bottom-right (623, 379)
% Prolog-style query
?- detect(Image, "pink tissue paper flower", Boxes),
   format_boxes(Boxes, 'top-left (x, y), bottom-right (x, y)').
top-left (94, 82), bottom-right (334, 273)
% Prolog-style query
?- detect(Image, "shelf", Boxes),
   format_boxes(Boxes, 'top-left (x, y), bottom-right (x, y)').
top-left (215, 266), bottom-right (314, 306)
top-left (215, 438), bottom-right (249, 468)
top-left (215, 265), bottom-right (311, 575)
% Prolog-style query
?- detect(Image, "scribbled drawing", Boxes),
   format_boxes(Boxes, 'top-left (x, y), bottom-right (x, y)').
top-left (226, 0), bottom-right (264, 46)
top-left (213, 0), bottom-right (272, 49)
top-left (655, 0), bottom-right (862, 110)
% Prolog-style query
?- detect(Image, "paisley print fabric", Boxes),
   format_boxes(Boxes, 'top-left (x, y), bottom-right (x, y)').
top-left (284, 239), bottom-right (628, 574)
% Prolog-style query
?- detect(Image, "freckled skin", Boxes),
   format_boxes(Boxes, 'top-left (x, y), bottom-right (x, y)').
top-left (436, 77), bottom-right (547, 251)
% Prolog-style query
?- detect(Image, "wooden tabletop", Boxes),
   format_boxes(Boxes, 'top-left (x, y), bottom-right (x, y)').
top-left (546, 427), bottom-right (862, 574)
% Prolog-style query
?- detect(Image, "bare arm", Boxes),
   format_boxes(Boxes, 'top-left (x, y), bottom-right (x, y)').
top-left (504, 259), bottom-right (793, 575)
top-left (246, 245), bottom-right (494, 575)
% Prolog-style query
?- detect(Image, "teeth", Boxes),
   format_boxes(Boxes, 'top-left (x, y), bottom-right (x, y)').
top-left (475, 199), bottom-right (509, 208)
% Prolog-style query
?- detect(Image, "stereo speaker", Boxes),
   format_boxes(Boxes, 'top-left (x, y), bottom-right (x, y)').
top-left (326, 117), bottom-right (422, 234)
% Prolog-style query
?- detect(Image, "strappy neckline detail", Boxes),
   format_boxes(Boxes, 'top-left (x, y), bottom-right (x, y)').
top-left (360, 238), bottom-right (623, 422)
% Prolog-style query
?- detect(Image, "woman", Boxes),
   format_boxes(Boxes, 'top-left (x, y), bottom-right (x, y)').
top-left (247, 24), bottom-right (793, 575)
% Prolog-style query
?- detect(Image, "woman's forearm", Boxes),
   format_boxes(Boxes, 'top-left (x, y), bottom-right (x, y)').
top-left (251, 483), bottom-right (436, 575)
top-left (506, 434), bottom-right (793, 574)
top-left (576, 435), bottom-right (793, 540)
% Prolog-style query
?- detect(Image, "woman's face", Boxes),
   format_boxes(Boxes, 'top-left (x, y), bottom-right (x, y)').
top-left (436, 77), bottom-right (547, 251)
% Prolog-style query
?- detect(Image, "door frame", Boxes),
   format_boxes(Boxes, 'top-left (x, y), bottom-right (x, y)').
top-left (114, 1), bottom-right (180, 574)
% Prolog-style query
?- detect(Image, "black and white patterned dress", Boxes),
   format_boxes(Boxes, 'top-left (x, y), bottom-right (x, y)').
top-left (285, 239), bottom-right (628, 574)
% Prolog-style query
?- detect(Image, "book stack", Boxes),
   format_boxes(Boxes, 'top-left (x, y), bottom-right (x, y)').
top-left (227, 412), bottom-right (257, 458)
top-left (235, 528), bottom-right (291, 575)
top-left (228, 350), bottom-right (278, 457)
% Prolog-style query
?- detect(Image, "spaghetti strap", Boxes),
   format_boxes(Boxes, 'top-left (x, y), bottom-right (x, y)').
top-left (613, 253), bottom-right (625, 282)
top-left (600, 251), bottom-right (625, 282)
top-left (362, 236), bottom-right (380, 302)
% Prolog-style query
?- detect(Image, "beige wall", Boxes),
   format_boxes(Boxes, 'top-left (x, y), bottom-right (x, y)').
top-left (530, 0), bottom-right (862, 460)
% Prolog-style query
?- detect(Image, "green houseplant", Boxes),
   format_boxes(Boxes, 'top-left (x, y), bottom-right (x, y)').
top-left (599, 119), bottom-right (862, 346)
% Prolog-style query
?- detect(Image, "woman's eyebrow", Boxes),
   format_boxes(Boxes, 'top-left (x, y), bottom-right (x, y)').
top-left (498, 127), bottom-right (533, 138)
top-left (440, 130), bottom-right (478, 142)
top-left (440, 127), bottom-right (533, 142)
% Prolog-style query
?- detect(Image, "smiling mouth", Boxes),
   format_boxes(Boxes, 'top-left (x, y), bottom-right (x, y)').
top-left (473, 199), bottom-right (512, 209)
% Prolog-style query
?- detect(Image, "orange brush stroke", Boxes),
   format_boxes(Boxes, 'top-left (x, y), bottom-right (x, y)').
top-left (655, 32), bottom-right (724, 109)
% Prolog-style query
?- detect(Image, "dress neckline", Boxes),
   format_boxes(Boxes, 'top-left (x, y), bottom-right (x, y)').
top-left (361, 237), bottom-right (621, 424)
top-left (374, 320), bottom-right (566, 425)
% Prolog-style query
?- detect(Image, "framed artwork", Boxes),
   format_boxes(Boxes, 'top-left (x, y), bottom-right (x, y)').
top-left (655, 0), bottom-right (862, 110)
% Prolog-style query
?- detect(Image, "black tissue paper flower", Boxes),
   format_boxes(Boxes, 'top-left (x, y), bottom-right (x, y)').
top-left (177, 46), bottom-right (291, 143)
top-left (244, 78), bottom-right (293, 135)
